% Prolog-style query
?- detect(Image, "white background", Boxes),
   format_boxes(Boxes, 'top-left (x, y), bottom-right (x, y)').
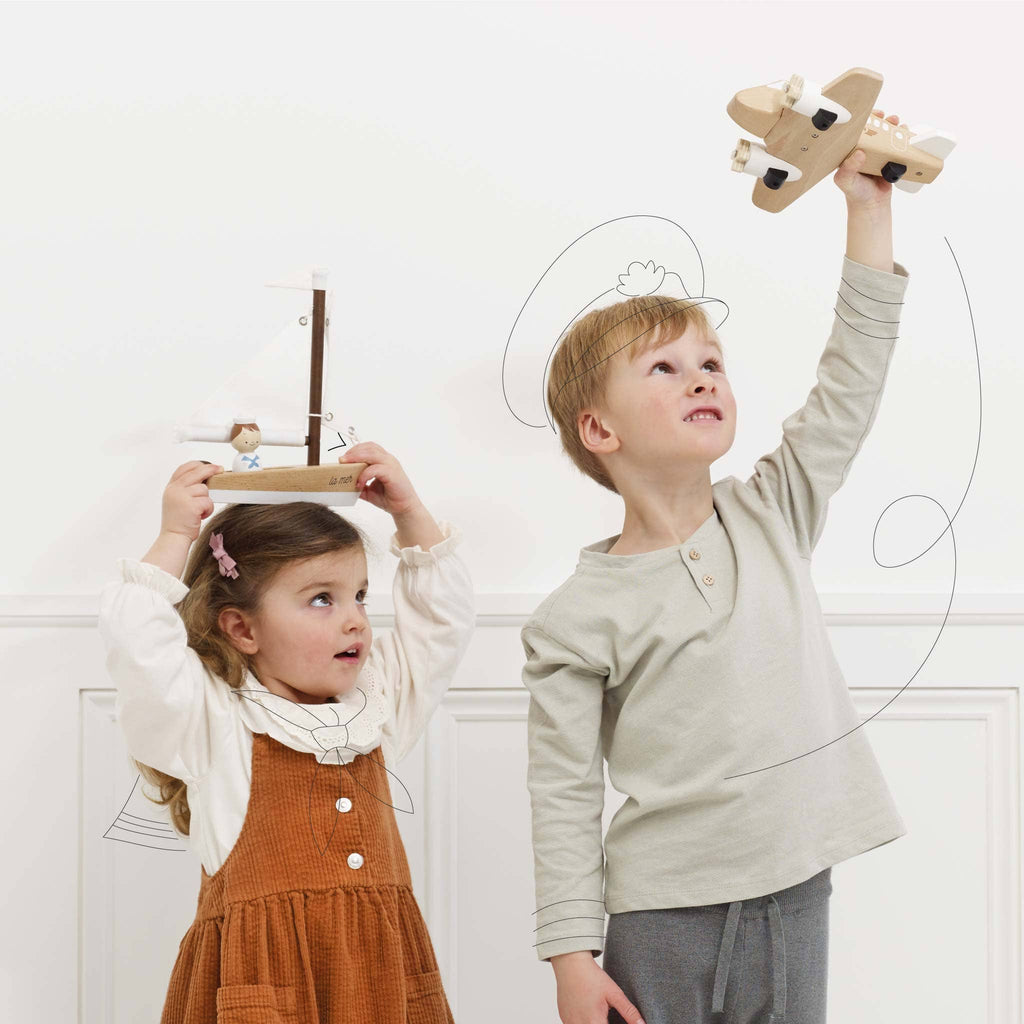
top-left (1, 2), bottom-right (1021, 1022)
top-left (1, 0), bottom-right (1018, 596)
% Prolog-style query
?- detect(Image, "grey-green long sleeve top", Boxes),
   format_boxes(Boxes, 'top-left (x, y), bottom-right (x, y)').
top-left (522, 255), bottom-right (910, 962)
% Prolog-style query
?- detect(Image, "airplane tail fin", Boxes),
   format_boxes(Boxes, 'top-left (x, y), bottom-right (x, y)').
top-left (907, 123), bottom-right (958, 162)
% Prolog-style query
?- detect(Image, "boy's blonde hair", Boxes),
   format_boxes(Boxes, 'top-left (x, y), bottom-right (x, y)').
top-left (546, 294), bottom-right (723, 494)
top-left (133, 501), bottom-right (371, 836)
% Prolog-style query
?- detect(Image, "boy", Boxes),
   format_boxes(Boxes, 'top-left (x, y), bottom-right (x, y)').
top-left (522, 117), bottom-right (910, 1024)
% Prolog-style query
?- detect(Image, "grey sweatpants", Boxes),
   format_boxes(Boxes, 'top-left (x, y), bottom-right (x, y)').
top-left (602, 866), bottom-right (832, 1024)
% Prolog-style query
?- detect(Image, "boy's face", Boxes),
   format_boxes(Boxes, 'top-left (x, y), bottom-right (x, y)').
top-left (580, 322), bottom-right (737, 471)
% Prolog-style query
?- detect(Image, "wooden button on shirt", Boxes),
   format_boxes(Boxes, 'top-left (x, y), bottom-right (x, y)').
top-left (522, 254), bottom-right (912, 962)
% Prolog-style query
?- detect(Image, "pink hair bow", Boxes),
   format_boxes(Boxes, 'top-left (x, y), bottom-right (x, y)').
top-left (209, 532), bottom-right (240, 579)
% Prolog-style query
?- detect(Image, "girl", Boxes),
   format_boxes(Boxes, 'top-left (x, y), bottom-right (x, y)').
top-left (98, 442), bottom-right (475, 1024)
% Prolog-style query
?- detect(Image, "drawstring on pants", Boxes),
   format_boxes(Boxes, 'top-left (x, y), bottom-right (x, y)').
top-left (710, 895), bottom-right (787, 1021)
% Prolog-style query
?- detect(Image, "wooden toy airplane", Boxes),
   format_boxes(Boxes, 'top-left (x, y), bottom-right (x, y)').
top-left (728, 67), bottom-right (956, 212)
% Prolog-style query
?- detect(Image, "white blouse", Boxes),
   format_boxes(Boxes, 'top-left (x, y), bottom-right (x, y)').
top-left (97, 519), bottom-right (475, 875)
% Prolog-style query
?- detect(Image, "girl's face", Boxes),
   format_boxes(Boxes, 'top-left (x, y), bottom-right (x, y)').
top-left (225, 547), bottom-right (371, 705)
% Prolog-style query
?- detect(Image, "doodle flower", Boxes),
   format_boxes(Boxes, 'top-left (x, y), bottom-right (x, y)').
top-left (617, 259), bottom-right (666, 297)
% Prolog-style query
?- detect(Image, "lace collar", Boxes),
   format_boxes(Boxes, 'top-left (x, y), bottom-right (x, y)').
top-left (231, 659), bottom-right (390, 759)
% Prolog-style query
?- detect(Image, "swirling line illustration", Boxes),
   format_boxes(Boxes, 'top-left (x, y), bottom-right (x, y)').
top-left (726, 236), bottom-right (976, 778)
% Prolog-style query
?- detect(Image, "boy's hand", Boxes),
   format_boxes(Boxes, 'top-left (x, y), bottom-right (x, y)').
top-left (161, 460), bottom-right (224, 542)
top-left (337, 442), bottom-right (423, 519)
top-left (552, 953), bottom-right (646, 1024)
top-left (833, 110), bottom-right (902, 209)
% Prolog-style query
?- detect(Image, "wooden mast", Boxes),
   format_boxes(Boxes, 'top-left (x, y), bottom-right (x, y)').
top-left (307, 270), bottom-right (327, 467)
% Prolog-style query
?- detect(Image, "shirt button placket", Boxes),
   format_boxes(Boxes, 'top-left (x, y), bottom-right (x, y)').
top-left (685, 546), bottom-right (715, 597)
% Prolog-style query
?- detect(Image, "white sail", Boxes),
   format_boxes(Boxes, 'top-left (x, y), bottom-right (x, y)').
top-left (177, 267), bottom-right (338, 458)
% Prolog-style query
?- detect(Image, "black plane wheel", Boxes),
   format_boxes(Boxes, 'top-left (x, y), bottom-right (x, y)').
top-left (763, 167), bottom-right (789, 190)
top-left (811, 108), bottom-right (837, 131)
top-left (881, 161), bottom-right (907, 183)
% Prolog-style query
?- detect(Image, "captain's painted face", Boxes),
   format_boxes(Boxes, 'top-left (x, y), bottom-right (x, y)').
top-left (233, 427), bottom-right (261, 453)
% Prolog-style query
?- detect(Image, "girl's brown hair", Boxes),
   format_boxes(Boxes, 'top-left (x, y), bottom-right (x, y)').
top-left (546, 294), bottom-right (722, 495)
top-left (133, 501), bottom-right (371, 836)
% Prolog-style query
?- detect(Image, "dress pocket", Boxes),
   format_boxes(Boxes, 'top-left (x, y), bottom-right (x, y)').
top-left (216, 982), bottom-right (299, 1023)
top-left (404, 969), bottom-right (451, 1024)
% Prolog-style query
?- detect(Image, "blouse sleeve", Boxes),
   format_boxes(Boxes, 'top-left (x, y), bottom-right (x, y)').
top-left (96, 558), bottom-right (219, 782)
top-left (744, 255), bottom-right (910, 559)
top-left (373, 520), bottom-right (476, 766)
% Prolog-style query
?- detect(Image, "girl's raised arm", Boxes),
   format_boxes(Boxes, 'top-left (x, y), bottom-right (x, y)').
top-left (372, 518), bottom-right (475, 766)
top-left (97, 461), bottom-right (227, 781)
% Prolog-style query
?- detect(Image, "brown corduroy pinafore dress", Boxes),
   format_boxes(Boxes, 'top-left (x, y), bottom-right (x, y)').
top-left (160, 730), bottom-right (454, 1024)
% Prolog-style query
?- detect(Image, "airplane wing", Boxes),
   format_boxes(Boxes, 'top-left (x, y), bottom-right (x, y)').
top-left (752, 67), bottom-right (882, 213)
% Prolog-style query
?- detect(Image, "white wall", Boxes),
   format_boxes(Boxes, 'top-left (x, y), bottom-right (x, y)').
top-left (2, 0), bottom-right (1019, 596)
top-left (1, 2), bottom-right (1022, 1022)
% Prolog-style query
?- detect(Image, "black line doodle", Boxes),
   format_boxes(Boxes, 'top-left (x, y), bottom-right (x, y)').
top-left (326, 424), bottom-right (361, 454)
top-left (502, 214), bottom-right (729, 434)
top-left (103, 774), bottom-right (186, 852)
top-left (531, 896), bottom-right (608, 949)
top-left (231, 685), bottom-right (414, 856)
top-left (103, 681), bottom-right (414, 858)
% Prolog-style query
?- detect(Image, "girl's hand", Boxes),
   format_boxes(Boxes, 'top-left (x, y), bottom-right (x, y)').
top-left (833, 110), bottom-right (902, 208)
top-left (160, 461), bottom-right (224, 542)
top-left (337, 442), bottom-right (423, 519)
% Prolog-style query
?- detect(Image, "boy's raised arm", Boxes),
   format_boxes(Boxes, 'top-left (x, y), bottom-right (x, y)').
top-left (744, 192), bottom-right (910, 559)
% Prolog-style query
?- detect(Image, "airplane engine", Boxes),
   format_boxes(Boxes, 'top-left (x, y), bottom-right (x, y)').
top-left (781, 73), bottom-right (852, 131)
top-left (730, 138), bottom-right (803, 191)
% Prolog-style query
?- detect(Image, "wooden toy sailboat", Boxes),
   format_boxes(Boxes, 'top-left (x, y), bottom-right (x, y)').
top-left (175, 267), bottom-right (367, 506)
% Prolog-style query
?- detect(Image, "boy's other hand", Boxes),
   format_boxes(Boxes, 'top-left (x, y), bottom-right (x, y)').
top-left (552, 952), bottom-right (646, 1024)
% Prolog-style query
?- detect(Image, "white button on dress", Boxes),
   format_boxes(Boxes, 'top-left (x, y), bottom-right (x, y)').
top-left (336, 797), bottom-right (353, 813)
top-left (347, 852), bottom-right (364, 869)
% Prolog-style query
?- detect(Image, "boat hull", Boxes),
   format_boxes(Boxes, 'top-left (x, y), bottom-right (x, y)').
top-left (206, 463), bottom-right (367, 508)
